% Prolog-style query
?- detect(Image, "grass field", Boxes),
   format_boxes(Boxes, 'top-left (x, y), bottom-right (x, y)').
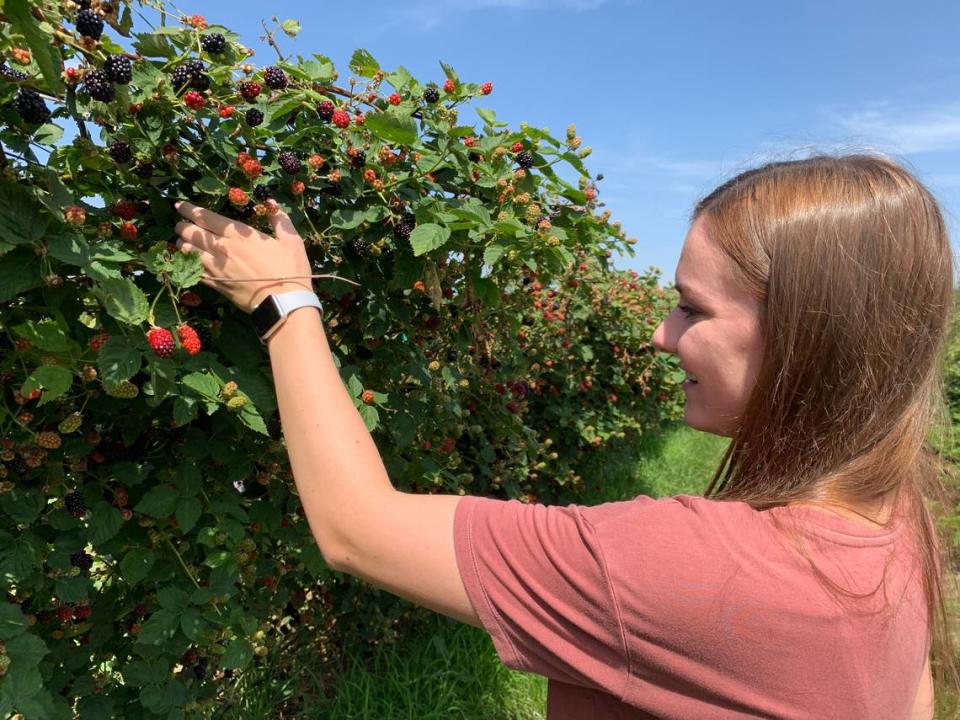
top-left (217, 425), bottom-right (960, 718)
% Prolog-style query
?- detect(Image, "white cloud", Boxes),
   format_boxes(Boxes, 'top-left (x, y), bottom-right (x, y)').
top-left (826, 103), bottom-right (960, 155)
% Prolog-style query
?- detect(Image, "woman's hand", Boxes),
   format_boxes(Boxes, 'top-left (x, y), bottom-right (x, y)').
top-left (173, 200), bottom-right (314, 313)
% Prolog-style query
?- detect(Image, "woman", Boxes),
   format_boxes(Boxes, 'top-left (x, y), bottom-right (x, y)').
top-left (174, 152), bottom-right (956, 719)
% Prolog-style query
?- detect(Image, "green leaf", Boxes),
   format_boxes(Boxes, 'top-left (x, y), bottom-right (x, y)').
top-left (0, 489), bottom-right (45, 525)
top-left (409, 224), bottom-right (451, 256)
top-left (0, 249), bottom-right (42, 303)
top-left (299, 60), bottom-right (334, 83)
top-left (386, 66), bottom-right (414, 91)
top-left (5, 0), bottom-right (63, 95)
top-left (194, 176), bottom-right (225, 193)
top-left (21, 365), bottom-right (72, 405)
top-left (221, 637), bottom-right (253, 670)
top-left (13, 318), bottom-right (72, 352)
top-left (175, 464), bottom-right (203, 497)
top-left (473, 277), bottom-right (501, 307)
top-left (280, 18), bottom-right (301, 36)
top-left (139, 679), bottom-right (186, 714)
top-left (88, 502), bottom-right (123, 545)
top-left (33, 124), bottom-right (64, 145)
top-left (134, 485), bottom-right (179, 519)
top-left (175, 498), bottom-right (201, 533)
top-left (483, 243), bottom-right (508, 267)
top-left (182, 372), bottom-right (221, 401)
top-left (358, 404), bottom-right (379, 431)
top-left (349, 48), bottom-right (380, 77)
top-left (0, 183), bottom-right (50, 246)
top-left (363, 110), bottom-right (418, 147)
top-left (54, 575), bottom-right (88, 604)
top-left (98, 338), bottom-right (142, 385)
top-left (157, 585), bottom-right (190, 611)
top-left (439, 61), bottom-right (459, 82)
top-left (330, 207), bottom-right (369, 230)
top-left (120, 548), bottom-right (155, 586)
top-left (238, 403), bottom-right (269, 436)
top-left (47, 232), bottom-right (91, 267)
top-left (6, 632), bottom-right (48, 666)
top-left (96, 278), bottom-right (149, 326)
top-left (0, 603), bottom-right (28, 640)
top-left (169, 250), bottom-right (204, 289)
top-left (180, 608), bottom-right (204, 641)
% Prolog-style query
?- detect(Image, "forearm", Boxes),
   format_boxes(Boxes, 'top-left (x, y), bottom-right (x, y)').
top-left (265, 303), bottom-right (396, 561)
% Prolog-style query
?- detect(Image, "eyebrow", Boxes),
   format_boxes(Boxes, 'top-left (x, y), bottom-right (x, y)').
top-left (674, 281), bottom-right (704, 300)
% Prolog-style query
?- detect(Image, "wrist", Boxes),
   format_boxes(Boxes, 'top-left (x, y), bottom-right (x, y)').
top-left (250, 282), bottom-right (314, 313)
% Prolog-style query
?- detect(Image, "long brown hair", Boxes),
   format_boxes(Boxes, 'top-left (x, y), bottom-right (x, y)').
top-left (692, 153), bottom-right (959, 698)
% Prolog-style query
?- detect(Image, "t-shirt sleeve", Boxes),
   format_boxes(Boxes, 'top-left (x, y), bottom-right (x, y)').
top-left (453, 494), bottom-right (642, 697)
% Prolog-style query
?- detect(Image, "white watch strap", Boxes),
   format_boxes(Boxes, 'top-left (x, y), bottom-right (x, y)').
top-left (262, 290), bottom-right (323, 342)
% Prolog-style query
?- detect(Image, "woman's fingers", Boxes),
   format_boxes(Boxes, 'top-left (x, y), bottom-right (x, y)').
top-left (176, 222), bottom-right (228, 257)
top-left (175, 201), bottom-right (249, 239)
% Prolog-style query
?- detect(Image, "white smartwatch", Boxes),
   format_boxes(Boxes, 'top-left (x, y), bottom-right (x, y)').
top-left (250, 289), bottom-right (323, 344)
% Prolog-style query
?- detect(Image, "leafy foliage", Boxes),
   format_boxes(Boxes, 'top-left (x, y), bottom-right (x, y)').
top-left (0, 2), bottom-right (682, 717)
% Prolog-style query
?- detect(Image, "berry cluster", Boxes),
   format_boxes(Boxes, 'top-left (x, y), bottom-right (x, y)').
top-left (183, 90), bottom-right (206, 109)
top-left (278, 151), bottom-right (300, 174)
top-left (103, 55), bottom-right (132, 84)
top-left (263, 66), bottom-right (288, 90)
top-left (422, 87), bottom-right (440, 103)
top-left (64, 491), bottom-right (87, 518)
top-left (15, 88), bottom-right (50, 125)
top-left (108, 140), bottom-right (132, 164)
top-left (83, 69), bottom-right (115, 102)
top-left (1, 63), bottom-right (30, 81)
top-left (331, 109), bottom-right (350, 129)
top-left (201, 33), bottom-right (227, 54)
top-left (245, 108), bottom-right (264, 127)
top-left (171, 60), bottom-right (208, 92)
top-left (146, 327), bottom-right (176, 359)
top-left (394, 213), bottom-right (416, 242)
top-left (75, 8), bottom-right (104, 39)
top-left (515, 150), bottom-right (535, 170)
top-left (238, 80), bottom-right (261, 101)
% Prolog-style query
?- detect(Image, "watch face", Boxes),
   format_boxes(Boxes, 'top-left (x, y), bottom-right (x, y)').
top-left (251, 295), bottom-right (282, 338)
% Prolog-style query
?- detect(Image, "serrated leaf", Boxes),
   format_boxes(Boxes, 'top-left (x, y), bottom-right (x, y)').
top-left (47, 232), bottom-right (91, 267)
top-left (96, 278), bottom-right (149, 326)
top-left (13, 318), bottom-right (71, 352)
top-left (364, 111), bottom-right (418, 147)
top-left (5, 0), bottom-right (63, 95)
top-left (120, 548), bottom-right (155, 586)
top-left (0, 603), bottom-right (28, 640)
top-left (137, 608), bottom-right (179, 645)
top-left (182, 372), bottom-right (220, 401)
top-left (0, 183), bottom-right (50, 246)
top-left (98, 338), bottom-right (142, 385)
top-left (157, 585), bottom-right (190, 611)
top-left (135, 485), bottom-right (179, 519)
top-left (88, 502), bottom-right (123, 545)
top-left (330, 207), bottom-right (369, 230)
top-left (175, 497), bottom-right (201, 533)
top-left (409, 224), bottom-right (450, 256)
top-left (0, 248), bottom-right (42, 302)
top-left (21, 365), bottom-right (72, 406)
top-left (169, 249), bottom-right (204, 289)
top-left (349, 48), bottom-right (380, 77)
top-left (238, 403), bottom-right (268, 436)
top-left (439, 61), bottom-right (459, 82)
top-left (180, 608), bottom-right (204, 641)
top-left (358, 403), bottom-right (379, 431)
top-left (483, 244), bottom-right (507, 267)
top-left (33, 124), bottom-right (64, 145)
top-left (194, 176), bottom-right (225, 193)
top-left (299, 60), bottom-right (334, 83)
top-left (280, 18), bottom-right (301, 36)
top-left (221, 637), bottom-right (253, 670)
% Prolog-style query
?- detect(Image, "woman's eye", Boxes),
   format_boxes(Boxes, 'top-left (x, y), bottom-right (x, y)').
top-left (677, 304), bottom-right (698, 318)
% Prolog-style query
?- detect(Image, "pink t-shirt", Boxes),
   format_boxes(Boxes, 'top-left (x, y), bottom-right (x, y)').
top-left (453, 493), bottom-right (929, 719)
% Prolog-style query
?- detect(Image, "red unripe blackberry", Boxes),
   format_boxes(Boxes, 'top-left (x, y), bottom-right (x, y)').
top-left (104, 55), bottom-right (132, 84)
top-left (245, 108), bottom-right (264, 127)
top-left (15, 89), bottom-right (50, 125)
top-left (388, 93), bottom-right (402, 105)
top-left (263, 66), bottom-right (288, 90)
top-left (57, 606), bottom-right (74, 623)
top-left (331, 110), bottom-right (350, 128)
top-left (201, 33), bottom-right (226, 54)
top-left (219, 105), bottom-right (235, 118)
top-left (70, 552), bottom-right (93, 571)
top-left (443, 78), bottom-right (456, 93)
top-left (177, 324), bottom-right (202, 355)
top-left (112, 199), bottom-right (136, 220)
top-left (119, 223), bottom-right (137, 242)
top-left (422, 87), bottom-right (440, 103)
top-left (64, 491), bottom-right (87, 518)
top-left (73, 604), bottom-right (92, 620)
top-left (238, 80), bottom-right (261, 100)
top-left (515, 150), bottom-right (534, 169)
top-left (316, 100), bottom-right (334, 120)
top-left (75, 8), bottom-right (104, 39)
top-left (146, 327), bottom-right (176, 359)
top-left (108, 140), bottom-right (132, 164)
top-left (480, 81), bottom-right (493, 95)
top-left (183, 91), bottom-right (205, 109)
top-left (228, 187), bottom-right (249, 207)
top-left (83, 69), bottom-right (115, 102)
top-left (278, 151), bottom-right (300, 174)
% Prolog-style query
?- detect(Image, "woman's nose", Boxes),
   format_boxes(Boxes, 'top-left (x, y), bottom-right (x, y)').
top-left (651, 311), bottom-right (677, 354)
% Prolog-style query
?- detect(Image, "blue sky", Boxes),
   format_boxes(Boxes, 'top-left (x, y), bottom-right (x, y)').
top-left (136, 0), bottom-right (960, 282)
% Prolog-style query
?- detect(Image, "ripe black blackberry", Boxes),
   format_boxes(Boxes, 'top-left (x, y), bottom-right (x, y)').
top-left (171, 60), bottom-right (205, 91)
top-left (75, 8), bottom-right (104, 39)
top-left (422, 87), bottom-right (440, 103)
top-left (5, 457), bottom-right (27, 479)
top-left (252, 184), bottom-right (272, 201)
top-left (77, 0), bottom-right (92, 8)
top-left (133, 162), bottom-right (153, 179)
top-left (170, 65), bottom-right (192, 91)
top-left (263, 66), bottom-right (288, 90)
top-left (393, 213), bottom-right (416, 242)
top-left (316, 100), bottom-right (334, 121)
top-left (190, 73), bottom-right (211, 91)
top-left (278, 151), bottom-right (300, 174)
top-left (1, 63), bottom-right (30, 81)
top-left (446, 349), bottom-right (459, 362)
top-left (83, 69), bottom-right (115, 102)
top-left (64, 491), bottom-right (87, 518)
top-left (108, 140), bottom-right (132, 164)
top-left (193, 323), bottom-right (213, 349)
top-left (348, 236), bottom-right (368, 257)
top-left (349, 150), bottom-right (366, 169)
top-left (15, 89), bottom-right (50, 125)
top-left (201, 33), bottom-right (226, 54)
top-left (70, 552), bottom-right (93, 571)
top-left (515, 150), bottom-right (534, 169)
top-left (245, 108), bottom-right (263, 127)
top-left (103, 55), bottom-right (132, 84)
top-left (193, 657), bottom-right (209, 680)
